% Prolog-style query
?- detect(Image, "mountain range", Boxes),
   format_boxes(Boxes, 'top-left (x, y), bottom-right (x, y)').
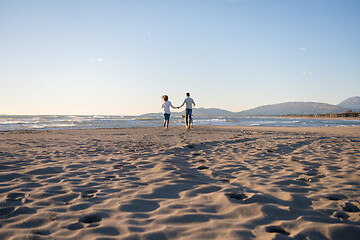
top-left (142, 96), bottom-right (360, 116)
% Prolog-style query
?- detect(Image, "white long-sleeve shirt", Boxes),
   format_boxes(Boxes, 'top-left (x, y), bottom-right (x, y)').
top-left (179, 97), bottom-right (195, 109)
top-left (162, 101), bottom-right (176, 114)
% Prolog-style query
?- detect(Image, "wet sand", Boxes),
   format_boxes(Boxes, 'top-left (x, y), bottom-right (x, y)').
top-left (0, 126), bottom-right (359, 239)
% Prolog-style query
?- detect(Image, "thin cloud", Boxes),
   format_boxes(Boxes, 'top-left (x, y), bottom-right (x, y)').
top-left (90, 58), bottom-right (104, 63)
top-left (301, 71), bottom-right (312, 76)
top-left (299, 48), bottom-right (307, 51)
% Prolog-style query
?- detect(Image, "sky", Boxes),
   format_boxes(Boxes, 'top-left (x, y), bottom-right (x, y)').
top-left (0, 0), bottom-right (359, 115)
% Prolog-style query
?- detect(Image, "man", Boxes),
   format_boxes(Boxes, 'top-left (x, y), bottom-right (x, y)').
top-left (178, 92), bottom-right (196, 129)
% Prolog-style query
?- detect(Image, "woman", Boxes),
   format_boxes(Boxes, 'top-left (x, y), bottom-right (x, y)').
top-left (162, 95), bottom-right (177, 128)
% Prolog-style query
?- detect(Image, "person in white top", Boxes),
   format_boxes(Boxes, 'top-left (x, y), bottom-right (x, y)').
top-left (162, 95), bottom-right (177, 128)
top-left (178, 92), bottom-right (196, 129)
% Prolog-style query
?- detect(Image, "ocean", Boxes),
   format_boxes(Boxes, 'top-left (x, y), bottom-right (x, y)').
top-left (1, 115), bottom-right (360, 131)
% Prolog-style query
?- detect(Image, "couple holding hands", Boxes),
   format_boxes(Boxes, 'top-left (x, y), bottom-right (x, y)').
top-left (162, 92), bottom-right (196, 129)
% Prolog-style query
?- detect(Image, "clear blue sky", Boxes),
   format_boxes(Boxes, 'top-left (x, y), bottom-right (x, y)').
top-left (1, 0), bottom-right (359, 115)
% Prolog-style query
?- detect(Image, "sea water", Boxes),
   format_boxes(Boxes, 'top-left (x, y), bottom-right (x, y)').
top-left (1, 115), bottom-right (360, 131)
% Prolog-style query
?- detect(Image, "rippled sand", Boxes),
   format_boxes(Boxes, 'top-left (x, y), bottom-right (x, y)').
top-left (0, 126), bottom-right (359, 239)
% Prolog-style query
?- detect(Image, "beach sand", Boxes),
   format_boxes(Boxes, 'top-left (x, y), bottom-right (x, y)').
top-left (0, 126), bottom-right (359, 240)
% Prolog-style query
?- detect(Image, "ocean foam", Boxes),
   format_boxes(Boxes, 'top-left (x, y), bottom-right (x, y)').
top-left (1, 115), bottom-right (360, 131)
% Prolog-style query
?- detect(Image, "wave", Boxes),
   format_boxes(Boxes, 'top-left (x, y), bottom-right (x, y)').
top-left (1, 115), bottom-right (360, 131)
top-left (135, 117), bottom-right (159, 121)
top-left (195, 119), bottom-right (227, 123)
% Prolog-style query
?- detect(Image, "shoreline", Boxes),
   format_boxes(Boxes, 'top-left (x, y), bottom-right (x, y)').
top-left (277, 115), bottom-right (360, 121)
top-left (1, 125), bottom-right (360, 136)
top-left (1, 115), bottom-right (360, 132)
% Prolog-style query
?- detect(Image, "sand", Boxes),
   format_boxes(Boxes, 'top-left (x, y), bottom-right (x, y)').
top-left (0, 126), bottom-right (359, 240)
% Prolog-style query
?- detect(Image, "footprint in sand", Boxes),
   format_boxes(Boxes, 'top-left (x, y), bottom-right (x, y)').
top-left (68, 222), bottom-right (84, 230)
top-left (81, 189), bottom-right (98, 199)
top-left (325, 194), bottom-right (347, 201)
top-left (105, 175), bottom-right (117, 180)
top-left (218, 179), bottom-right (230, 183)
top-left (14, 217), bottom-right (48, 228)
top-left (197, 166), bottom-right (209, 170)
top-left (128, 226), bottom-right (145, 232)
top-left (120, 199), bottom-right (160, 213)
top-left (31, 229), bottom-right (51, 236)
top-left (70, 203), bottom-right (93, 211)
top-left (6, 192), bottom-right (26, 203)
top-left (113, 164), bottom-right (124, 169)
top-left (265, 225), bottom-right (290, 235)
top-left (79, 213), bottom-right (102, 224)
top-left (332, 211), bottom-right (349, 220)
top-left (226, 192), bottom-right (247, 200)
top-left (342, 202), bottom-right (360, 212)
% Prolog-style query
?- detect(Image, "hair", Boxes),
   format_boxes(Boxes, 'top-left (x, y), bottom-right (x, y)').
top-left (162, 95), bottom-right (168, 101)
top-left (186, 92), bottom-right (190, 97)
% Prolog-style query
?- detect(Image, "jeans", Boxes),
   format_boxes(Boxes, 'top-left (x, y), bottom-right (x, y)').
top-left (164, 113), bottom-right (170, 127)
top-left (164, 113), bottom-right (170, 122)
top-left (185, 109), bottom-right (192, 126)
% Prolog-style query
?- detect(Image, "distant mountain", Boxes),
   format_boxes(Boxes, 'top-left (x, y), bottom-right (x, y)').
top-left (237, 102), bottom-right (348, 116)
top-left (141, 97), bottom-right (358, 117)
top-left (337, 96), bottom-right (360, 110)
top-left (190, 107), bottom-right (234, 116)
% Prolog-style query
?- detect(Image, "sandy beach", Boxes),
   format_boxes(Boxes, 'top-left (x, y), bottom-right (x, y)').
top-left (0, 126), bottom-right (359, 240)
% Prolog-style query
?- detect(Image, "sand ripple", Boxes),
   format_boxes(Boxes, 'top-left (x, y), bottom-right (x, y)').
top-left (0, 126), bottom-right (359, 239)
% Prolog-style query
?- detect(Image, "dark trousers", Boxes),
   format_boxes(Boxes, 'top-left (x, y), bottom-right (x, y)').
top-left (185, 109), bottom-right (192, 126)
top-left (164, 114), bottom-right (170, 127)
